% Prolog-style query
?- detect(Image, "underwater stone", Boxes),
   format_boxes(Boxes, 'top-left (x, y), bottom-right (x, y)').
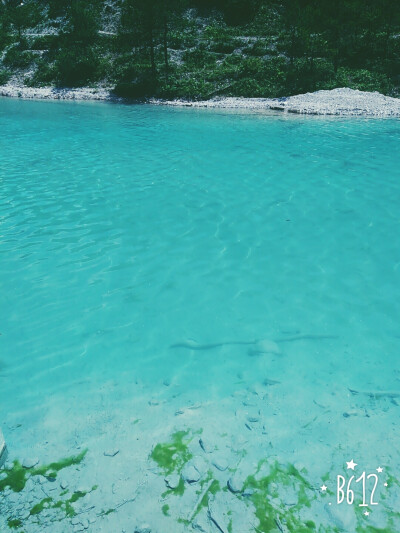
top-left (22, 457), bottom-right (39, 469)
top-left (248, 339), bottom-right (281, 356)
top-left (165, 474), bottom-right (181, 489)
top-left (0, 428), bottom-right (7, 468)
top-left (227, 474), bottom-right (244, 493)
top-left (212, 458), bottom-right (229, 471)
top-left (325, 501), bottom-right (356, 531)
top-left (182, 464), bottom-right (201, 484)
top-left (192, 516), bottom-right (211, 532)
top-left (134, 525), bottom-right (151, 533)
top-left (199, 438), bottom-right (212, 453)
top-left (104, 449), bottom-right (119, 457)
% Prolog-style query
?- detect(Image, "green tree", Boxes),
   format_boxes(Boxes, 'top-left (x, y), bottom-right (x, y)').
top-left (7, 0), bottom-right (41, 43)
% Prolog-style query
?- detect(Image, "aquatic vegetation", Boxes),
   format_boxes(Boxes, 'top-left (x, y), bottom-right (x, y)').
top-left (6, 519), bottom-right (22, 530)
top-left (150, 430), bottom-right (193, 475)
top-left (0, 450), bottom-right (87, 493)
top-left (237, 460), bottom-right (319, 532)
top-left (0, 462), bottom-right (27, 493)
top-left (191, 473), bottom-right (221, 519)
top-left (1, 451), bottom-right (92, 531)
top-left (30, 497), bottom-right (52, 516)
top-left (162, 504), bottom-right (170, 516)
top-left (99, 508), bottom-right (116, 516)
top-left (162, 477), bottom-right (185, 498)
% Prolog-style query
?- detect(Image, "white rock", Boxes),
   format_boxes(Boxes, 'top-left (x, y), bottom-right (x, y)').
top-left (134, 525), bottom-right (151, 533)
top-left (227, 474), bottom-right (244, 494)
top-left (182, 464), bottom-right (201, 484)
top-left (212, 458), bottom-right (229, 471)
top-left (248, 339), bottom-right (281, 356)
top-left (165, 474), bottom-right (181, 489)
top-left (199, 438), bottom-right (213, 453)
top-left (104, 449), bottom-right (119, 457)
top-left (325, 502), bottom-right (356, 532)
top-left (22, 458), bottom-right (39, 469)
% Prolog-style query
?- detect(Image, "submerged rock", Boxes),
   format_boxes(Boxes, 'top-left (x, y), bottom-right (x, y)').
top-left (104, 449), bottom-right (120, 457)
top-left (134, 525), bottom-right (151, 533)
top-left (165, 474), bottom-right (181, 490)
top-left (182, 464), bottom-right (201, 484)
top-left (181, 456), bottom-right (208, 483)
top-left (199, 437), bottom-right (213, 454)
top-left (248, 339), bottom-right (281, 356)
top-left (22, 457), bottom-right (39, 469)
top-left (0, 428), bottom-right (7, 468)
top-left (212, 458), bottom-right (229, 471)
top-left (227, 474), bottom-right (244, 494)
top-left (325, 502), bottom-right (356, 532)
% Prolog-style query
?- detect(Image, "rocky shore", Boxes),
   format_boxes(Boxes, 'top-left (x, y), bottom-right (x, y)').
top-left (154, 88), bottom-right (400, 117)
top-left (0, 85), bottom-right (114, 101)
top-left (1, 85), bottom-right (400, 116)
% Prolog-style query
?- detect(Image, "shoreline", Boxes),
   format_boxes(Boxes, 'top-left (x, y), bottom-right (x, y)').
top-left (1, 85), bottom-right (400, 116)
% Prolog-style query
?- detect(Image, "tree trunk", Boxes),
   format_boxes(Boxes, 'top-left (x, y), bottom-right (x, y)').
top-left (149, 25), bottom-right (156, 79)
top-left (163, 18), bottom-right (169, 83)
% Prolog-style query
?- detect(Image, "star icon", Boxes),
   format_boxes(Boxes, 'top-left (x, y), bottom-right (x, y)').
top-left (320, 485), bottom-right (327, 492)
top-left (377, 467), bottom-right (383, 473)
top-left (384, 482), bottom-right (388, 487)
top-left (346, 459), bottom-right (357, 470)
top-left (364, 511), bottom-right (370, 516)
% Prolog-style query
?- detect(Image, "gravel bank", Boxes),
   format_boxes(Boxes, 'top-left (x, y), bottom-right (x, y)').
top-left (153, 88), bottom-right (400, 116)
top-left (1, 85), bottom-right (400, 115)
top-left (0, 85), bottom-right (115, 101)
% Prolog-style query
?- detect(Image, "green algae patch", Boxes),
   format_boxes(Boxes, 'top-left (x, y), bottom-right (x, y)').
top-left (28, 487), bottom-right (92, 521)
top-left (162, 504), bottom-right (170, 516)
top-left (162, 477), bottom-right (185, 498)
top-left (1, 451), bottom-right (93, 531)
top-left (150, 430), bottom-right (192, 475)
top-left (32, 449), bottom-right (87, 480)
top-left (0, 462), bottom-right (27, 492)
top-left (7, 518), bottom-right (23, 530)
top-left (99, 508), bottom-right (116, 516)
top-left (30, 497), bottom-right (52, 516)
top-left (0, 450), bottom-right (87, 494)
top-left (194, 479), bottom-right (220, 518)
top-left (241, 460), bottom-right (318, 533)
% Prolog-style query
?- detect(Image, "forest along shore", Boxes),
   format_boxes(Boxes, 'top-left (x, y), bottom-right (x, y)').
top-left (0, 1), bottom-right (399, 101)
top-left (1, 86), bottom-right (400, 117)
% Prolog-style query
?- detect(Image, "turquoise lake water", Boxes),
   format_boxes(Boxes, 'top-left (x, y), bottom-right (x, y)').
top-left (1, 99), bottom-right (400, 531)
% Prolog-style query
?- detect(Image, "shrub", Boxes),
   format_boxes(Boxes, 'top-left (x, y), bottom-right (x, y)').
top-left (208, 39), bottom-right (240, 54)
top-left (3, 47), bottom-right (35, 68)
top-left (331, 67), bottom-right (393, 94)
top-left (168, 31), bottom-right (196, 50)
top-left (285, 58), bottom-right (335, 95)
top-left (25, 61), bottom-right (57, 87)
top-left (30, 35), bottom-right (58, 51)
top-left (113, 71), bottom-right (157, 98)
top-left (0, 69), bottom-right (11, 85)
top-left (182, 49), bottom-right (216, 68)
top-left (56, 47), bottom-right (101, 87)
top-left (243, 41), bottom-right (270, 57)
top-left (158, 75), bottom-right (214, 100)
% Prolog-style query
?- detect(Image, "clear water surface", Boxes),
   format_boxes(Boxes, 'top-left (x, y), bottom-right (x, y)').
top-left (0, 98), bottom-right (400, 529)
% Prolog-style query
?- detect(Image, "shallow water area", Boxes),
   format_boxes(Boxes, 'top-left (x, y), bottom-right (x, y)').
top-left (1, 99), bottom-right (400, 532)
